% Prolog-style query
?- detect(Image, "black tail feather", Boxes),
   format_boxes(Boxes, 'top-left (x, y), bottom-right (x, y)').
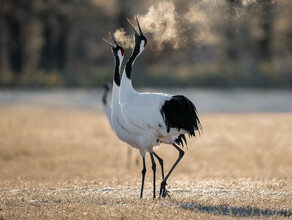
top-left (161, 95), bottom-right (202, 138)
top-left (174, 134), bottom-right (188, 147)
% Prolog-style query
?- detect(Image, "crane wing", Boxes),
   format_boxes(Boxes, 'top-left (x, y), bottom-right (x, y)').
top-left (121, 92), bottom-right (170, 133)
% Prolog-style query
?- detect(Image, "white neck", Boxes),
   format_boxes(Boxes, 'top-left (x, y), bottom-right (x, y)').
top-left (117, 50), bottom-right (123, 63)
top-left (140, 40), bottom-right (145, 54)
top-left (119, 41), bottom-right (145, 103)
top-left (120, 69), bottom-right (137, 103)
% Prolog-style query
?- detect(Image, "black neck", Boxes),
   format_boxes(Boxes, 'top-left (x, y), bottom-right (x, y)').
top-left (113, 56), bottom-right (121, 86)
top-left (125, 43), bottom-right (140, 79)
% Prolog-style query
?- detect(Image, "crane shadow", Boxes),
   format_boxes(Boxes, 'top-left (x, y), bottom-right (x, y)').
top-left (178, 202), bottom-right (292, 218)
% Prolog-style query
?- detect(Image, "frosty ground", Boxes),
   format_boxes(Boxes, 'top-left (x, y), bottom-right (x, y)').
top-left (0, 105), bottom-right (291, 219)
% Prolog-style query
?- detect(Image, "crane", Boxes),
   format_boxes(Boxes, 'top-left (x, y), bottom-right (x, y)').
top-left (103, 31), bottom-right (167, 199)
top-left (101, 81), bottom-right (140, 168)
top-left (118, 17), bottom-right (202, 198)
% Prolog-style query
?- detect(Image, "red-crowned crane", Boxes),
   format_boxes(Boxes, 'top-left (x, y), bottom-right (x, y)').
top-left (101, 81), bottom-right (139, 169)
top-left (103, 31), bottom-right (167, 199)
top-left (118, 18), bottom-right (202, 198)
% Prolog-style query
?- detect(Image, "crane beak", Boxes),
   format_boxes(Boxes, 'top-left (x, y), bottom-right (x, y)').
top-left (135, 17), bottom-right (143, 36)
top-left (108, 32), bottom-right (119, 46)
top-left (127, 18), bottom-right (139, 35)
top-left (103, 32), bottom-right (121, 48)
top-left (102, 38), bottom-right (115, 47)
top-left (103, 82), bottom-right (112, 90)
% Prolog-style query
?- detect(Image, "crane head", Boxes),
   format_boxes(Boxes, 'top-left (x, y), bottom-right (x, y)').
top-left (103, 32), bottom-right (125, 61)
top-left (127, 17), bottom-right (147, 53)
top-left (103, 81), bottom-right (112, 91)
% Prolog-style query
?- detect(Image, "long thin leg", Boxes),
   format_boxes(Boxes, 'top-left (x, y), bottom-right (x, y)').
top-left (150, 153), bottom-right (156, 199)
top-left (153, 152), bottom-right (164, 180)
top-left (140, 156), bottom-right (146, 198)
top-left (159, 144), bottom-right (185, 198)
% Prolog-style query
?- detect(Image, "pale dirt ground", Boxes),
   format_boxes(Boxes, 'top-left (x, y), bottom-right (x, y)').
top-left (0, 105), bottom-right (292, 219)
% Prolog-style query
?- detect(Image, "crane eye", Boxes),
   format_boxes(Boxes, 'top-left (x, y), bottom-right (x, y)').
top-left (121, 48), bottom-right (124, 56)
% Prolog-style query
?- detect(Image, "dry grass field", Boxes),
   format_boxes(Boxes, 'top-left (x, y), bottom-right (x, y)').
top-left (0, 105), bottom-right (292, 219)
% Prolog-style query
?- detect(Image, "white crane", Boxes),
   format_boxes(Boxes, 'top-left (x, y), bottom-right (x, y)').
top-left (103, 31), bottom-right (167, 199)
top-left (101, 73), bottom-right (142, 168)
top-left (101, 81), bottom-right (137, 168)
top-left (102, 35), bottom-right (138, 169)
top-left (118, 18), bottom-right (202, 198)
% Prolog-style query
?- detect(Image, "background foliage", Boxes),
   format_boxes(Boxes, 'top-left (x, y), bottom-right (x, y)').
top-left (0, 0), bottom-right (291, 88)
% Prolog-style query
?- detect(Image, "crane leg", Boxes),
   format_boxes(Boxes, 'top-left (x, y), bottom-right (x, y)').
top-left (159, 143), bottom-right (184, 198)
top-left (140, 156), bottom-right (146, 198)
top-left (153, 152), bottom-right (164, 180)
top-left (150, 153), bottom-right (156, 199)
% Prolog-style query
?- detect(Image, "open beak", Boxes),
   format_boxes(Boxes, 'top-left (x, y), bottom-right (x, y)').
top-left (127, 18), bottom-right (138, 35)
top-left (127, 17), bottom-right (143, 36)
top-left (102, 32), bottom-right (120, 48)
top-left (102, 38), bottom-right (115, 47)
top-left (109, 32), bottom-right (119, 46)
top-left (136, 17), bottom-right (143, 36)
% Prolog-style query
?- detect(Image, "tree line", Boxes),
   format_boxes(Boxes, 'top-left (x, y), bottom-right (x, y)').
top-left (0, 0), bottom-right (291, 88)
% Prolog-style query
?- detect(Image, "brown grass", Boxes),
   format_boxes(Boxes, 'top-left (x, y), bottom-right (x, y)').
top-left (0, 105), bottom-right (292, 219)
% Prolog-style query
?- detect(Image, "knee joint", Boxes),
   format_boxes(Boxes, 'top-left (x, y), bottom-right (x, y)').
top-left (179, 149), bottom-right (185, 157)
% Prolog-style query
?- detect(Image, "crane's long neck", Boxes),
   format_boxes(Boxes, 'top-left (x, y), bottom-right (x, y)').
top-left (125, 43), bottom-right (141, 79)
top-left (120, 41), bottom-right (144, 102)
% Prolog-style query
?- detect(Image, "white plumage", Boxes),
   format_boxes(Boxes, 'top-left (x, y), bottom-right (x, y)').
top-left (120, 81), bottom-right (183, 153)
top-left (103, 18), bottom-right (201, 199)
top-left (102, 34), bottom-right (144, 151)
top-left (101, 83), bottom-right (139, 169)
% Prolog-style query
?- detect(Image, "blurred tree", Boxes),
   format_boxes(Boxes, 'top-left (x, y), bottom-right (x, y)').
top-left (225, 0), bottom-right (241, 62)
top-left (257, 0), bottom-right (273, 62)
top-left (3, 1), bottom-right (23, 75)
top-left (117, 0), bottom-right (131, 32)
top-left (0, 0), bottom-right (291, 88)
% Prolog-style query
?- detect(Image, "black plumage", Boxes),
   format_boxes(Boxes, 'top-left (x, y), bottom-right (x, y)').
top-left (160, 95), bottom-right (202, 137)
top-left (174, 134), bottom-right (187, 147)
